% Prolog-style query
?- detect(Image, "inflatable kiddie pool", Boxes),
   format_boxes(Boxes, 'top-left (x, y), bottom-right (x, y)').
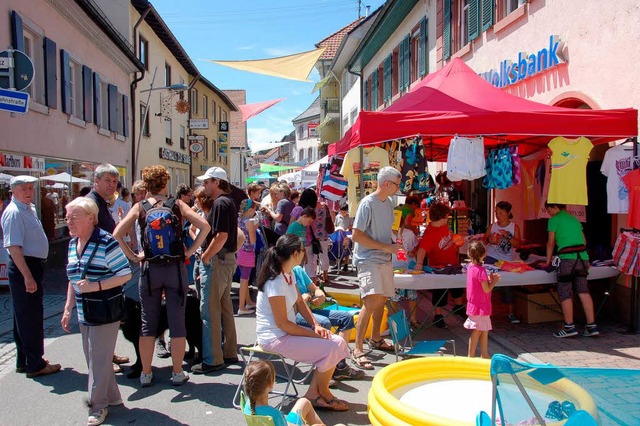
top-left (368, 357), bottom-right (599, 425)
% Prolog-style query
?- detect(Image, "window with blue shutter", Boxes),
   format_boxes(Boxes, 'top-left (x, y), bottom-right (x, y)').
top-left (108, 84), bottom-right (118, 132)
top-left (93, 72), bottom-right (101, 127)
top-left (10, 11), bottom-right (25, 52)
top-left (123, 95), bottom-right (129, 138)
top-left (398, 41), bottom-right (405, 91)
top-left (468, 0), bottom-right (480, 41)
top-left (482, 0), bottom-right (494, 31)
top-left (82, 65), bottom-right (93, 123)
top-left (443, 0), bottom-right (452, 60)
top-left (44, 38), bottom-right (57, 108)
top-left (363, 78), bottom-right (369, 111)
top-left (60, 50), bottom-right (71, 114)
top-left (403, 35), bottom-right (411, 88)
top-left (383, 55), bottom-right (392, 102)
top-left (371, 69), bottom-right (378, 110)
top-left (419, 18), bottom-right (428, 77)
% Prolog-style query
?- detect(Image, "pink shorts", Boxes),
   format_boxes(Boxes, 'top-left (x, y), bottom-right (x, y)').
top-left (464, 315), bottom-right (492, 331)
top-left (261, 334), bottom-right (350, 373)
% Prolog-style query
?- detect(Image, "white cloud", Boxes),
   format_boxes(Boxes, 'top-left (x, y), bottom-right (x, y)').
top-left (264, 47), bottom-right (298, 57)
top-left (248, 127), bottom-right (292, 144)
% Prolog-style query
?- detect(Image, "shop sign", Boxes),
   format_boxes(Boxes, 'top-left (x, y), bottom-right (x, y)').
top-left (0, 153), bottom-right (45, 171)
top-left (479, 35), bottom-right (565, 88)
top-left (158, 147), bottom-right (191, 164)
top-left (218, 121), bottom-right (229, 132)
top-left (218, 132), bottom-right (228, 157)
top-left (189, 118), bottom-right (209, 129)
top-left (190, 142), bottom-right (204, 153)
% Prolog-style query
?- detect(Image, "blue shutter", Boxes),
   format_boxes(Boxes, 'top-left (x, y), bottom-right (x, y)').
top-left (363, 79), bottom-right (369, 111)
top-left (10, 11), bottom-right (24, 52)
top-left (108, 84), bottom-right (118, 132)
top-left (123, 95), bottom-right (129, 137)
top-left (403, 35), bottom-right (411, 88)
top-left (93, 72), bottom-right (101, 127)
top-left (482, 0), bottom-right (495, 31)
top-left (443, 0), bottom-right (452, 60)
top-left (383, 55), bottom-right (392, 102)
top-left (44, 37), bottom-right (57, 108)
top-left (371, 69), bottom-right (378, 110)
top-left (468, 0), bottom-right (480, 41)
top-left (82, 65), bottom-right (93, 123)
top-left (419, 18), bottom-right (428, 77)
top-left (60, 50), bottom-right (71, 114)
top-left (398, 42), bottom-right (405, 91)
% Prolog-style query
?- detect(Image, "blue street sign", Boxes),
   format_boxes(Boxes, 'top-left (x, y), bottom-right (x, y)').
top-left (0, 87), bottom-right (29, 113)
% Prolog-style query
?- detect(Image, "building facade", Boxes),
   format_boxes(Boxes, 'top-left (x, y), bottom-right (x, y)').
top-left (223, 89), bottom-right (247, 187)
top-left (292, 96), bottom-right (321, 164)
top-left (0, 0), bottom-right (143, 243)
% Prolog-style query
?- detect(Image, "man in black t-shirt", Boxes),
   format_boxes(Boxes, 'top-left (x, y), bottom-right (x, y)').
top-left (191, 167), bottom-right (239, 374)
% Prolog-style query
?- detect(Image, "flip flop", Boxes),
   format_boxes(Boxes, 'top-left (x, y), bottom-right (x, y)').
top-left (351, 351), bottom-right (374, 370)
top-left (312, 396), bottom-right (349, 412)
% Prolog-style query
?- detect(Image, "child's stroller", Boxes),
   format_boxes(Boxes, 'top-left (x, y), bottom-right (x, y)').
top-left (328, 230), bottom-right (352, 272)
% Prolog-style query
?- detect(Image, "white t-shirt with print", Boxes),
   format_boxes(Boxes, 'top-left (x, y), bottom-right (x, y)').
top-left (256, 273), bottom-right (299, 345)
top-left (601, 145), bottom-right (638, 214)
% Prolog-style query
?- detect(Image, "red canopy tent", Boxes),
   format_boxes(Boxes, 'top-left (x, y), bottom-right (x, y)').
top-left (331, 58), bottom-right (637, 159)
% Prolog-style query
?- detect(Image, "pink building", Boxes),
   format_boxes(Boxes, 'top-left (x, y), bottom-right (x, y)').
top-left (0, 0), bottom-right (143, 243)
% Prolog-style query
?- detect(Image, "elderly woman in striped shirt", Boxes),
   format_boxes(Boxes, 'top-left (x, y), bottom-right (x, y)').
top-left (61, 197), bottom-right (131, 426)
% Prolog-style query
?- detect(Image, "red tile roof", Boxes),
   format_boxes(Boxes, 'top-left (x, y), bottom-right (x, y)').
top-left (316, 18), bottom-right (364, 60)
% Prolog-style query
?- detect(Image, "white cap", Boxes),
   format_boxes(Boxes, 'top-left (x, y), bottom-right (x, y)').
top-left (196, 166), bottom-right (228, 183)
top-left (10, 175), bottom-right (38, 188)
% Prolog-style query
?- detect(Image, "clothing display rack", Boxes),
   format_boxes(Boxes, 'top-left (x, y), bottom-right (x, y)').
top-left (625, 135), bottom-right (640, 333)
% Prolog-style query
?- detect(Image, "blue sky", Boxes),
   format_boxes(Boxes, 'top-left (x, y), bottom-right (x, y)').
top-left (151, 0), bottom-right (386, 145)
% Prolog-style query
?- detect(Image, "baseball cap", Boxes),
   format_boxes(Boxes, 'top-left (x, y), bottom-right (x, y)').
top-left (10, 175), bottom-right (38, 188)
top-left (196, 166), bottom-right (228, 183)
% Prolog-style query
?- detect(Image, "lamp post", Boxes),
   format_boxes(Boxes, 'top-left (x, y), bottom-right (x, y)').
top-left (133, 65), bottom-right (188, 179)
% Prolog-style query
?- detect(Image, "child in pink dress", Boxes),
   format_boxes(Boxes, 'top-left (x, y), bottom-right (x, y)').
top-left (464, 241), bottom-right (500, 358)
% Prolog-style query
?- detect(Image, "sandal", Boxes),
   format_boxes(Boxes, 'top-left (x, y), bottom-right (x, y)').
top-left (409, 319), bottom-right (422, 330)
top-left (350, 351), bottom-right (374, 370)
top-left (367, 338), bottom-right (395, 352)
top-left (311, 396), bottom-right (349, 412)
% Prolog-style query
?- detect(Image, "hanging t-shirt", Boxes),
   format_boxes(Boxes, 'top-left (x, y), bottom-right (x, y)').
top-left (601, 145), bottom-right (638, 214)
top-left (447, 136), bottom-right (486, 181)
top-left (483, 147), bottom-right (513, 189)
top-left (622, 169), bottom-right (640, 229)
top-left (340, 146), bottom-right (390, 216)
top-left (547, 136), bottom-right (593, 206)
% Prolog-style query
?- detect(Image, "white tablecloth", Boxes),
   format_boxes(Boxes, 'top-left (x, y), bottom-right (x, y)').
top-left (393, 266), bottom-right (620, 291)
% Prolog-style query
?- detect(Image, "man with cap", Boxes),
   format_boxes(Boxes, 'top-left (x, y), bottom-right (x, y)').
top-left (85, 163), bottom-right (130, 368)
top-left (2, 176), bottom-right (61, 378)
top-left (191, 167), bottom-right (239, 374)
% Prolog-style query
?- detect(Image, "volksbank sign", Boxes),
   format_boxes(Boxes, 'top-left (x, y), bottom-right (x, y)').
top-left (479, 35), bottom-right (566, 88)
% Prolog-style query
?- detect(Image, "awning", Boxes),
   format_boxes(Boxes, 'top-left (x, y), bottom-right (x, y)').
top-left (259, 163), bottom-right (300, 172)
top-left (312, 75), bottom-right (333, 93)
top-left (316, 115), bottom-right (334, 131)
top-left (205, 48), bottom-right (326, 82)
top-left (245, 173), bottom-right (275, 183)
top-left (248, 141), bottom-right (290, 153)
top-left (239, 98), bottom-right (285, 122)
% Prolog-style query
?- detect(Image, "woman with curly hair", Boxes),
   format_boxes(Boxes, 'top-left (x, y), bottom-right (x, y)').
top-left (114, 165), bottom-right (210, 388)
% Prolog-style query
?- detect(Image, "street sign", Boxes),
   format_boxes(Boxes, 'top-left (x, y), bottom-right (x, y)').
top-left (187, 135), bottom-right (205, 141)
top-left (189, 118), bottom-right (209, 129)
top-left (0, 87), bottom-right (29, 113)
top-left (0, 50), bottom-right (34, 91)
top-left (218, 121), bottom-right (229, 131)
top-left (190, 142), bottom-right (204, 153)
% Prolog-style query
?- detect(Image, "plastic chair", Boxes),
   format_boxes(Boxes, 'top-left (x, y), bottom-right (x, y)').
top-left (233, 344), bottom-right (314, 410)
top-left (239, 391), bottom-right (276, 426)
top-left (387, 310), bottom-right (456, 362)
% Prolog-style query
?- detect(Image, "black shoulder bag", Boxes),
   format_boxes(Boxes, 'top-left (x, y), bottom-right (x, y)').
top-left (80, 241), bottom-right (125, 325)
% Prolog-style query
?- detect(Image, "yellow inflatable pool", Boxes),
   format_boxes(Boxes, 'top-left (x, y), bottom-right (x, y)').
top-left (368, 357), bottom-right (599, 426)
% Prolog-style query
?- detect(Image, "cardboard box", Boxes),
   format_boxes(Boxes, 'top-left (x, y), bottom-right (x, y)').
top-left (514, 290), bottom-right (564, 324)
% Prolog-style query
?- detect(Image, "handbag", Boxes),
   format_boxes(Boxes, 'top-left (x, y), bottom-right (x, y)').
top-left (324, 205), bottom-right (335, 235)
top-left (310, 228), bottom-right (322, 255)
top-left (80, 241), bottom-right (125, 325)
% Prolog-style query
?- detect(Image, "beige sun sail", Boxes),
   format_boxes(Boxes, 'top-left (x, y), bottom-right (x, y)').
top-left (206, 48), bottom-right (326, 82)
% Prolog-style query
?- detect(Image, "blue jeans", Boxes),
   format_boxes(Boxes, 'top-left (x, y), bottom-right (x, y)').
top-left (295, 309), bottom-right (355, 333)
top-left (198, 260), bottom-right (213, 365)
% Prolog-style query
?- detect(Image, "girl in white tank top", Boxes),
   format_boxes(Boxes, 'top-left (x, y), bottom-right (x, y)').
top-left (483, 201), bottom-right (521, 263)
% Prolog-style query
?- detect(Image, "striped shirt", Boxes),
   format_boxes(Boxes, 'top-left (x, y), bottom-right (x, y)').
top-left (67, 227), bottom-right (131, 324)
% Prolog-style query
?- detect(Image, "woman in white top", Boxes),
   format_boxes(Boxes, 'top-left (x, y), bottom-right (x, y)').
top-left (255, 234), bottom-right (350, 412)
top-left (483, 201), bottom-right (522, 323)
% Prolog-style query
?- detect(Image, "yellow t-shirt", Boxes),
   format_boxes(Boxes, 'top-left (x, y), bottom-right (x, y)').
top-left (339, 146), bottom-right (390, 216)
top-left (548, 136), bottom-right (593, 205)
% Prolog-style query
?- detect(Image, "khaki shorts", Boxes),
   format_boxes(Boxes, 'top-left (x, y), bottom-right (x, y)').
top-left (357, 262), bottom-right (394, 298)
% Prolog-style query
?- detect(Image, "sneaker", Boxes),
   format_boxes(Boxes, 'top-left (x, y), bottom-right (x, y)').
top-left (452, 305), bottom-right (467, 319)
top-left (191, 362), bottom-right (226, 375)
top-left (332, 364), bottom-right (365, 380)
top-left (433, 314), bottom-right (448, 329)
top-left (245, 303), bottom-right (256, 310)
top-left (170, 370), bottom-right (190, 386)
top-left (87, 408), bottom-right (108, 426)
top-left (507, 313), bottom-right (521, 324)
top-left (236, 308), bottom-right (254, 316)
top-left (139, 372), bottom-right (153, 387)
top-left (583, 324), bottom-right (600, 337)
top-left (553, 324), bottom-right (578, 338)
top-left (156, 340), bottom-right (171, 358)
